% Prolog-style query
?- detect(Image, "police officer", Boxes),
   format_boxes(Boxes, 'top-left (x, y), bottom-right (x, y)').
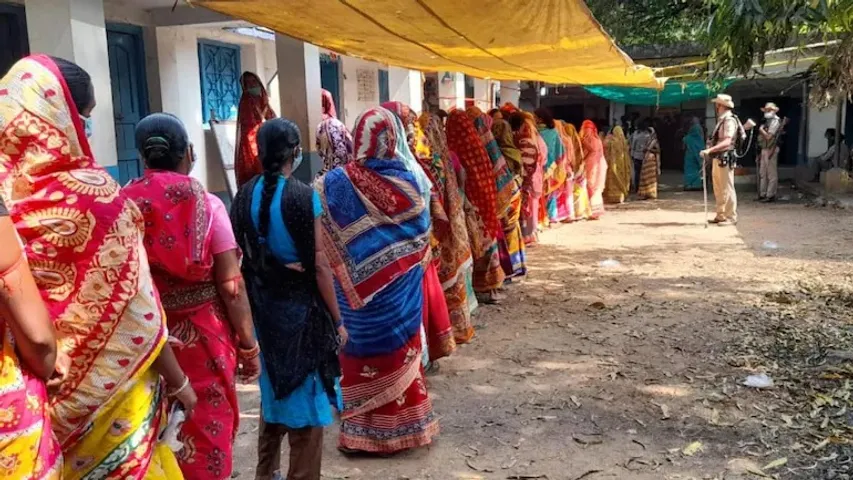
top-left (757, 102), bottom-right (782, 202)
top-left (701, 94), bottom-right (741, 226)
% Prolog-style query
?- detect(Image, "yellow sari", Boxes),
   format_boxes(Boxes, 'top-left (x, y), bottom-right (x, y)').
top-left (603, 126), bottom-right (631, 204)
top-left (0, 55), bottom-right (181, 479)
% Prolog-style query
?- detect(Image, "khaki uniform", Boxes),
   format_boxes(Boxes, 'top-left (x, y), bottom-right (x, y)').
top-left (710, 111), bottom-right (739, 222)
top-left (758, 115), bottom-right (781, 198)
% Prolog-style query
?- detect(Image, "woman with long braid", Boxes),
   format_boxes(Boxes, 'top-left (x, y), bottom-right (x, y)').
top-left (231, 118), bottom-right (344, 480)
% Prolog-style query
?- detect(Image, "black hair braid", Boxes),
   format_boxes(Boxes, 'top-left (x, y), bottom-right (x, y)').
top-left (258, 153), bottom-right (285, 240)
top-left (256, 118), bottom-right (302, 240)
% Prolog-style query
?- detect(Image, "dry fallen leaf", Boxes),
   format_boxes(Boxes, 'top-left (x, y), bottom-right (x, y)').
top-left (682, 441), bottom-right (704, 456)
top-left (762, 457), bottom-right (788, 471)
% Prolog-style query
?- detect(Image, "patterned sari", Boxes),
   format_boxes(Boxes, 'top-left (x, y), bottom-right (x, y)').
top-left (382, 102), bottom-right (455, 362)
top-left (0, 55), bottom-right (179, 479)
top-left (514, 115), bottom-right (545, 244)
top-left (638, 128), bottom-right (661, 200)
top-left (490, 119), bottom-right (526, 276)
top-left (0, 227), bottom-right (61, 479)
top-left (551, 120), bottom-right (576, 223)
top-left (446, 110), bottom-right (505, 293)
top-left (124, 171), bottom-right (239, 479)
top-left (564, 123), bottom-right (591, 221)
top-left (420, 114), bottom-right (476, 344)
top-left (603, 126), bottom-right (631, 204)
top-left (316, 89), bottom-right (353, 176)
top-left (581, 120), bottom-right (607, 219)
top-left (235, 72), bottom-right (276, 188)
top-left (316, 107), bottom-right (437, 453)
top-left (537, 126), bottom-right (565, 226)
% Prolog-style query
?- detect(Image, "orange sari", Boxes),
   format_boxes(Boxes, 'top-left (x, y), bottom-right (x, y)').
top-left (0, 55), bottom-right (178, 479)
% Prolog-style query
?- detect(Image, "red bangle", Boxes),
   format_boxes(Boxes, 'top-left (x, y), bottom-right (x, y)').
top-left (238, 342), bottom-right (260, 360)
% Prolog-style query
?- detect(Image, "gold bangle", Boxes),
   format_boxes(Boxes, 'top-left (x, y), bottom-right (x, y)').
top-left (167, 375), bottom-right (190, 398)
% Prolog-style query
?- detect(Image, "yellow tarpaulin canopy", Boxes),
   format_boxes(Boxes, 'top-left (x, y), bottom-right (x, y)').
top-left (193, 0), bottom-right (662, 88)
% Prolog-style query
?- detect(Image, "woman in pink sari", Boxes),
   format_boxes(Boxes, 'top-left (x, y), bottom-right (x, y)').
top-left (581, 120), bottom-right (608, 219)
top-left (508, 111), bottom-right (546, 245)
top-left (124, 113), bottom-right (261, 480)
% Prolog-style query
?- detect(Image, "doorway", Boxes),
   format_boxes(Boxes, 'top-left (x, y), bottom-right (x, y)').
top-left (0, 4), bottom-right (27, 78)
top-left (107, 25), bottom-right (149, 185)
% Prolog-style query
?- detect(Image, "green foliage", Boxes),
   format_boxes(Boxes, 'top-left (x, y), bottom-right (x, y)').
top-left (705, 0), bottom-right (853, 106)
top-left (586, 0), bottom-right (708, 47)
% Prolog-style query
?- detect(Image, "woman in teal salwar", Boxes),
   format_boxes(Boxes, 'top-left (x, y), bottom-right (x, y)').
top-left (683, 118), bottom-right (705, 191)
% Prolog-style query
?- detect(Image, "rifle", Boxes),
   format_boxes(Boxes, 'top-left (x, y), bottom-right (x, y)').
top-left (756, 117), bottom-right (788, 194)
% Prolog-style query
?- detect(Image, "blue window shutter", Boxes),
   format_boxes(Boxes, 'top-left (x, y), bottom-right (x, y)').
top-left (319, 53), bottom-right (341, 115)
top-left (379, 69), bottom-right (390, 104)
top-left (198, 40), bottom-right (241, 124)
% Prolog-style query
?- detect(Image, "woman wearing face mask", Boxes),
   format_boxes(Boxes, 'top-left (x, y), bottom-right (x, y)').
top-left (0, 54), bottom-right (193, 478)
top-left (235, 71), bottom-right (277, 188)
top-left (231, 118), bottom-right (344, 480)
top-left (124, 113), bottom-right (261, 479)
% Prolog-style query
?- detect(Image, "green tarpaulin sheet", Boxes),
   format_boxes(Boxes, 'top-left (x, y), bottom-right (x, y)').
top-left (584, 80), bottom-right (733, 106)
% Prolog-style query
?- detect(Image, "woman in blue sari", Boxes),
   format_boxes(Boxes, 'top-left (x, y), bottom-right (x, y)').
top-left (683, 118), bottom-right (705, 191)
top-left (315, 107), bottom-right (438, 454)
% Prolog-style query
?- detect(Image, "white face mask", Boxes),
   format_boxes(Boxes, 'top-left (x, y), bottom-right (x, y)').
top-left (764, 112), bottom-right (774, 119)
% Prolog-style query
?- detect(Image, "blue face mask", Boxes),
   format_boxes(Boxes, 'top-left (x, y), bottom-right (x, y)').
top-left (80, 116), bottom-right (93, 138)
top-left (292, 148), bottom-right (304, 172)
top-left (248, 87), bottom-right (263, 96)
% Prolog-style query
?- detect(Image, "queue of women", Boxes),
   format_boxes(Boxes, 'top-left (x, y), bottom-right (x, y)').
top-left (0, 54), bottom-right (667, 480)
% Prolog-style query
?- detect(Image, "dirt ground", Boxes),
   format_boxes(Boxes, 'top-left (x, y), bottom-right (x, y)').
top-left (232, 178), bottom-right (853, 480)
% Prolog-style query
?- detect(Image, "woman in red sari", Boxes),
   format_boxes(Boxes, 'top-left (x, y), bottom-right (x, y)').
top-left (446, 110), bottom-right (506, 303)
top-left (581, 120), bottom-right (608, 219)
top-left (125, 113), bottom-right (261, 479)
top-left (235, 72), bottom-right (276, 188)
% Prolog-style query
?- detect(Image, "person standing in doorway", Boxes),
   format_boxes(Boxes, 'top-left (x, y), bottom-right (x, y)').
top-left (702, 94), bottom-right (742, 226)
top-left (629, 119), bottom-right (651, 192)
top-left (757, 102), bottom-right (782, 202)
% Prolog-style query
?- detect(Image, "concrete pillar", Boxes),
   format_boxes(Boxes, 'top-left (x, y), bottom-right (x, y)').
top-left (25, 0), bottom-right (118, 175)
top-left (438, 71), bottom-right (464, 111)
top-left (705, 101), bottom-right (716, 135)
top-left (499, 80), bottom-right (521, 107)
top-left (610, 102), bottom-right (626, 127)
top-left (389, 67), bottom-right (423, 113)
top-left (276, 34), bottom-right (322, 182)
top-left (473, 78), bottom-right (491, 111)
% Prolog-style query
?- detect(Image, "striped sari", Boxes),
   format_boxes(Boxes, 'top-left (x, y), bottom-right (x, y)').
top-left (468, 108), bottom-right (525, 278)
top-left (0, 55), bottom-right (179, 479)
top-left (317, 107), bottom-right (437, 454)
top-left (580, 121), bottom-right (607, 219)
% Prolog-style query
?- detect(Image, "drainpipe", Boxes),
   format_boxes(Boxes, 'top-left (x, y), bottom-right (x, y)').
top-left (835, 100), bottom-right (844, 168)
top-left (535, 82), bottom-right (542, 108)
top-left (799, 80), bottom-right (809, 165)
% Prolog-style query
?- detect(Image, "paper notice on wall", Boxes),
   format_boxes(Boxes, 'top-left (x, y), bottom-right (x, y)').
top-left (357, 68), bottom-right (377, 102)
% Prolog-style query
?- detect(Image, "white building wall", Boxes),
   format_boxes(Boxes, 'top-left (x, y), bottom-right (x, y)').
top-left (339, 56), bottom-right (382, 128)
top-left (152, 25), bottom-right (277, 193)
top-left (808, 103), bottom-right (846, 157)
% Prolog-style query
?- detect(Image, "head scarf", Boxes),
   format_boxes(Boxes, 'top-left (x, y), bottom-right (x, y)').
top-left (0, 55), bottom-right (167, 451)
top-left (581, 120), bottom-right (602, 155)
top-left (377, 102), bottom-right (433, 198)
top-left (446, 109), bottom-right (502, 239)
top-left (317, 106), bottom-right (431, 309)
top-left (564, 122), bottom-right (585, 173)
top-left (321, 88), bottom-right (337, 120)
top-left (235, 71), bottom-right (276, 187)
top-left (492, 119), bottom-right (522, 175)
top-left (316, 117), bottom-right (353, 175)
